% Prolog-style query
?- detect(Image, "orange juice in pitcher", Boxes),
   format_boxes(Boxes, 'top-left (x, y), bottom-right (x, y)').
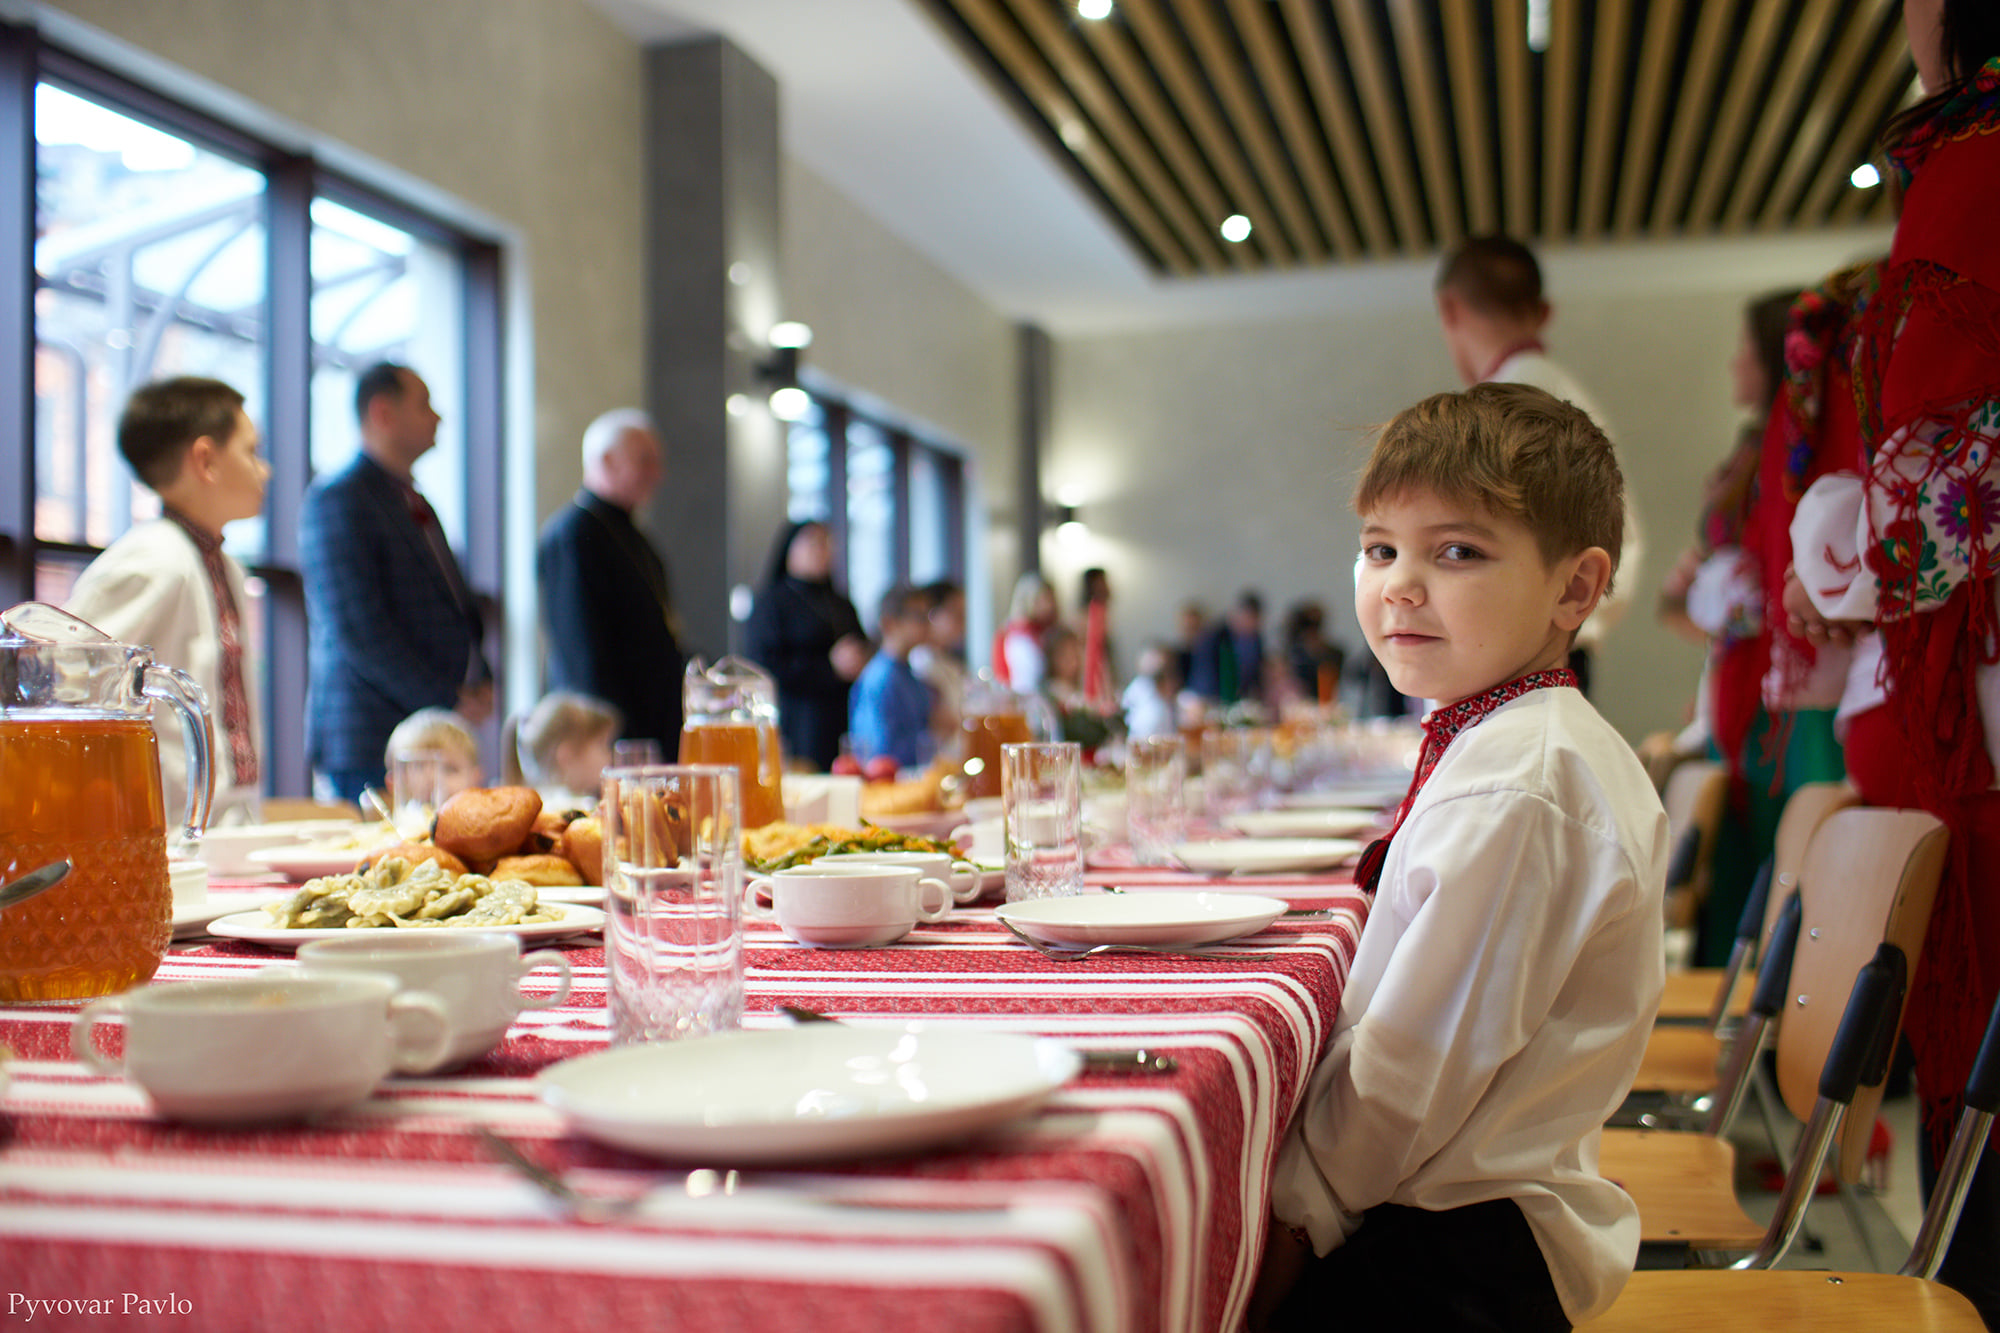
top-left (0, 604), bottom-right (214, 1001)
top-left (680, 657), bottom-right (784, 828)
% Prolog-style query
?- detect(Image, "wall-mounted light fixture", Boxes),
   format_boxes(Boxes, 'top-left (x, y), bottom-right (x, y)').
top-left (756, 321), bottom-right (814, 420)
top-left (1053, 503), bottom-right (1087, 545)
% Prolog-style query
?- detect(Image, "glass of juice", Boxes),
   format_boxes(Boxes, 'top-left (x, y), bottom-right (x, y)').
top-left (680, 656), bottom-right (785, 828)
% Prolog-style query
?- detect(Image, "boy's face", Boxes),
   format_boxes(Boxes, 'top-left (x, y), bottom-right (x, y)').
top-left (206, 407), bottom-right (269, 524)
top-left (1356, 489), bottom-right (1587, 706)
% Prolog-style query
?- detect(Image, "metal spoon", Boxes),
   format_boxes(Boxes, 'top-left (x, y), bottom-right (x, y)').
top-left (0, 861), bottom-right (71, 912)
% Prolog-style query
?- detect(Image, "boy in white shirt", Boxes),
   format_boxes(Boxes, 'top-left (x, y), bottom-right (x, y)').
top-left (66, 377), bottom-right (269, 824)
top-left (1255, 382), bottom-right (1670, 1330)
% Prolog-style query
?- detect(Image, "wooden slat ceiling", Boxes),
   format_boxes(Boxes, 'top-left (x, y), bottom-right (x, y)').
top-left (917, 0), bottom-right (1908, 276)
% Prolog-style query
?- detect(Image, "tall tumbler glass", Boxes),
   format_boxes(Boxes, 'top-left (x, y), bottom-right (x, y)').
top-left (601, 764), bottom-right (744, 1045)
top-left (1202, 729), bottom-right (1259, 820)
top-left (1126, 736), bottom-right (1188, 865)
top-left (1002, 741), bottom-right (1084, 902)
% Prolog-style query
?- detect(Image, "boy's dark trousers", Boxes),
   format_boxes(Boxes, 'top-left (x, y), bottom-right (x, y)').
top-left (1269, 1198), bottom-right (1570, 1332)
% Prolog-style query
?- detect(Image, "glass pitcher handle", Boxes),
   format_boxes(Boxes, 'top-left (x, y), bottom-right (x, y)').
top-left (1023, 694), bottom-right (1061, 743)
top-left (142, 663), bottom-right (214, 842)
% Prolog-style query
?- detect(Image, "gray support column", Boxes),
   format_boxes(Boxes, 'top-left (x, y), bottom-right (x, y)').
top-left (642, 37), bottom-right (788, 663)
top-left (1015, 322), bottom-right (1051, 579)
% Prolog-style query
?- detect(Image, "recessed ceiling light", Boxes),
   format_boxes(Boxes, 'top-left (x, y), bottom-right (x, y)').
top-left (1078, 0), bottom-right (1113, 20)
top-left (1850, 163), bottom-right (1882, 189)
top-left (1220, 214), bottom-right (1252, 243)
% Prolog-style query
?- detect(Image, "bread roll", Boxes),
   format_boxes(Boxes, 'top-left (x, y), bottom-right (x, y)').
top-left (491, 853), bottom-right (585, 887)
top-left (561, 816), bottom-right (604, 886)
top-left (434, 787), bottom-right (543, 863)
top-left (364, 841), bottom-right (469, 877)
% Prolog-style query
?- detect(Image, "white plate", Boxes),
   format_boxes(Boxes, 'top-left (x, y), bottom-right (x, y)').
top-left (1170, 837), bottom-right (1363, 874)
top-left (538, 1023), bottom-right (1079, 1163)
top-left (1280, 783), bottom-right (1406, 810)
top-left (535, 883), bottom-right (606, 905)
top-left (247, 842), bottom-right (393, 880)
top-left (862, 809), bottom-right (970, 839)
top-left (996, 891), bottom-right (1288, 948)
top-left (1225, 808), bottom-right (1382, 839)
top-left (204, 902), bottom-right (604, 950)
top-left (172, 891), bottom-right (286, 939)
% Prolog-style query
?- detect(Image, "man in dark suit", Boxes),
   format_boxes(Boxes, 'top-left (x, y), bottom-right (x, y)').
top-left (301, 363), bottom-right (491, 801)
top-left (536, 409), bottom-right (684, 753)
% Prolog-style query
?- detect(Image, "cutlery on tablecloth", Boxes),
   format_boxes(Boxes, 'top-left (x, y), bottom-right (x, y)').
top-left (778, 1003), bottom-right (1178, 1075)
top-left (474, 1126), bottom-right (647, 1223)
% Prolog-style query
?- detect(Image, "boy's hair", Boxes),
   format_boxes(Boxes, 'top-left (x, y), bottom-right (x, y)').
top-left (877, 583), bottom-right (931, 626)
top-left (1356, 382), bottom-right (1624, 584)
top-left (354, 361), bottom-right (410, 423)
top-left (384, 707), bottom-right (481, 768)
top-left (1434, 235), bottom-right (1545, 320)
top-left (117, 376), bottom-right (245, 491)
top-left (513, 692), bottom-right (621, 787)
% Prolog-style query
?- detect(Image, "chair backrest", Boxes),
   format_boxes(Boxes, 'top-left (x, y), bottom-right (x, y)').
top-left (1778, 807), bottom-right (1949, 1181)
top-left (261, 796), bottom-right (361, 823)
top-left (1763, 782), bottom-right (1860, 946)
top-left (1660, 760), bottom-right (1728, 927)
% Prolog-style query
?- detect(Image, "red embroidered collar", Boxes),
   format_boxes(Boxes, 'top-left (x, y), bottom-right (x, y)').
top-left (1354, 666), bottom-right (1579, 894)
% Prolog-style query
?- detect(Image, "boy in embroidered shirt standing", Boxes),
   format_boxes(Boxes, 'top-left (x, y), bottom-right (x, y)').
top-left (1256, 382), bottom-right (1669, 1331)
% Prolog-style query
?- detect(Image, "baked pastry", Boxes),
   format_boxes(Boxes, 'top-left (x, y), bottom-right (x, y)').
top-left (362, 840), bottom-right (469, 878)
top-left (491, 853), bottom-right (584, 887)
top-left (434, 787), bottom-right (544, 863)
top-left (523, 808), bottom-right (573, 855)
top-left (561, 816), bottom-right (604, 886)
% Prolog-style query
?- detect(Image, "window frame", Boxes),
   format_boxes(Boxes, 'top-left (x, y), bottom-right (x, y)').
top-left (0, 22), bottom-right (506, 795)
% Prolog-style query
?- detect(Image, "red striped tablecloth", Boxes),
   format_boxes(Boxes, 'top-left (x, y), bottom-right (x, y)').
top-left (1, 865), bottom-right (1367, 1333)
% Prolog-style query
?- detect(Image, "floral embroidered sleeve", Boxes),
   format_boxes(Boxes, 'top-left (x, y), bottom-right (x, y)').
top-left (1864, 398), bottom-right (2000, 618)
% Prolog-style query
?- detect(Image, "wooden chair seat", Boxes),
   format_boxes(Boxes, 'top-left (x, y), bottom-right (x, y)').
top-left (1632, 1025), bottom-right (1724, 1095)
top-left (1599, 1128), bottom-right (1763, 1250)
top-left (262, 796), bottom-right (362, 822)
top-left (1579, 1269), bottom-right (1983, 1330)
top-left (1656, 968), bottom-right (1749, 1022)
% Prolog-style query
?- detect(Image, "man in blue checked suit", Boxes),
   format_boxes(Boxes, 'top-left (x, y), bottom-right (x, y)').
top-left (301, 363), bottom-right (492, 802)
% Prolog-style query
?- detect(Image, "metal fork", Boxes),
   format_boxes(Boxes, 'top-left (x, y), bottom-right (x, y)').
top-left (473, 1126), bottom-right (648, 1223)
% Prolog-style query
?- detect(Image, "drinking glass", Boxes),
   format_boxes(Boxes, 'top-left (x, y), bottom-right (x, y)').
top-left (1126, 736), bottom-right (1188, 865)
top-left (1202, 728), bottom-right (1268, 820)
top-left (1002, 741), bottom-right (1084, 902)
top-left (612, 739), bottom-right (664, 768)
top-left (387, 747), bottom-right (452, 837)
top-left (601, 764), bottom-right (744, 1045)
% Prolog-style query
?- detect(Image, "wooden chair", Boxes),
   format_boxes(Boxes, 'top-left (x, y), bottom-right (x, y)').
top-left (1635, 730), bottom-right (1691, 792)
top-left (1592, 808), bottom-right (1950, 1281)
top-left (1585, 906), bottom-right (1999, 1331)
top-left (1655, 782), bottom-right (1858, 1024)
top-left (1659, 759), bottom-right (1728, 933)
top-left (1604, 807), bottom-right (1948, 1254)
top-left (261, 796), bottom-right (361, 823)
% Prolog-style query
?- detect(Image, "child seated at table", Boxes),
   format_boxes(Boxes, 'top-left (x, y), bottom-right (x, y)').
top-left (1255, 382), bottom-right (1669, 1331)
top-left (504, 691), bottom-right (620, 810)
top-left (383, 707), bottom-right (484, 830)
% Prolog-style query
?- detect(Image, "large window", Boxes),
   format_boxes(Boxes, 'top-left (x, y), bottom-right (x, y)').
top-left (0, 29), bottom-right (504, 794)
top-left (33, 82), bottom-right (267, 567)
top-left (784, 391), bottom-right (966, 635)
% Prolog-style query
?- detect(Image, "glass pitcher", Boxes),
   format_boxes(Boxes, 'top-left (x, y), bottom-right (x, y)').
top-left (958, 673), bottom-right (1058, 801)
top-left (0, 602), bottom-right (213, 1001)
top-left (678, 656), bottom-right (784, 828)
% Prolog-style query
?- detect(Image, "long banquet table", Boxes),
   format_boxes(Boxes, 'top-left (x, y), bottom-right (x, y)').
top-left (1, 851), bottom-right (1368, 1333)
